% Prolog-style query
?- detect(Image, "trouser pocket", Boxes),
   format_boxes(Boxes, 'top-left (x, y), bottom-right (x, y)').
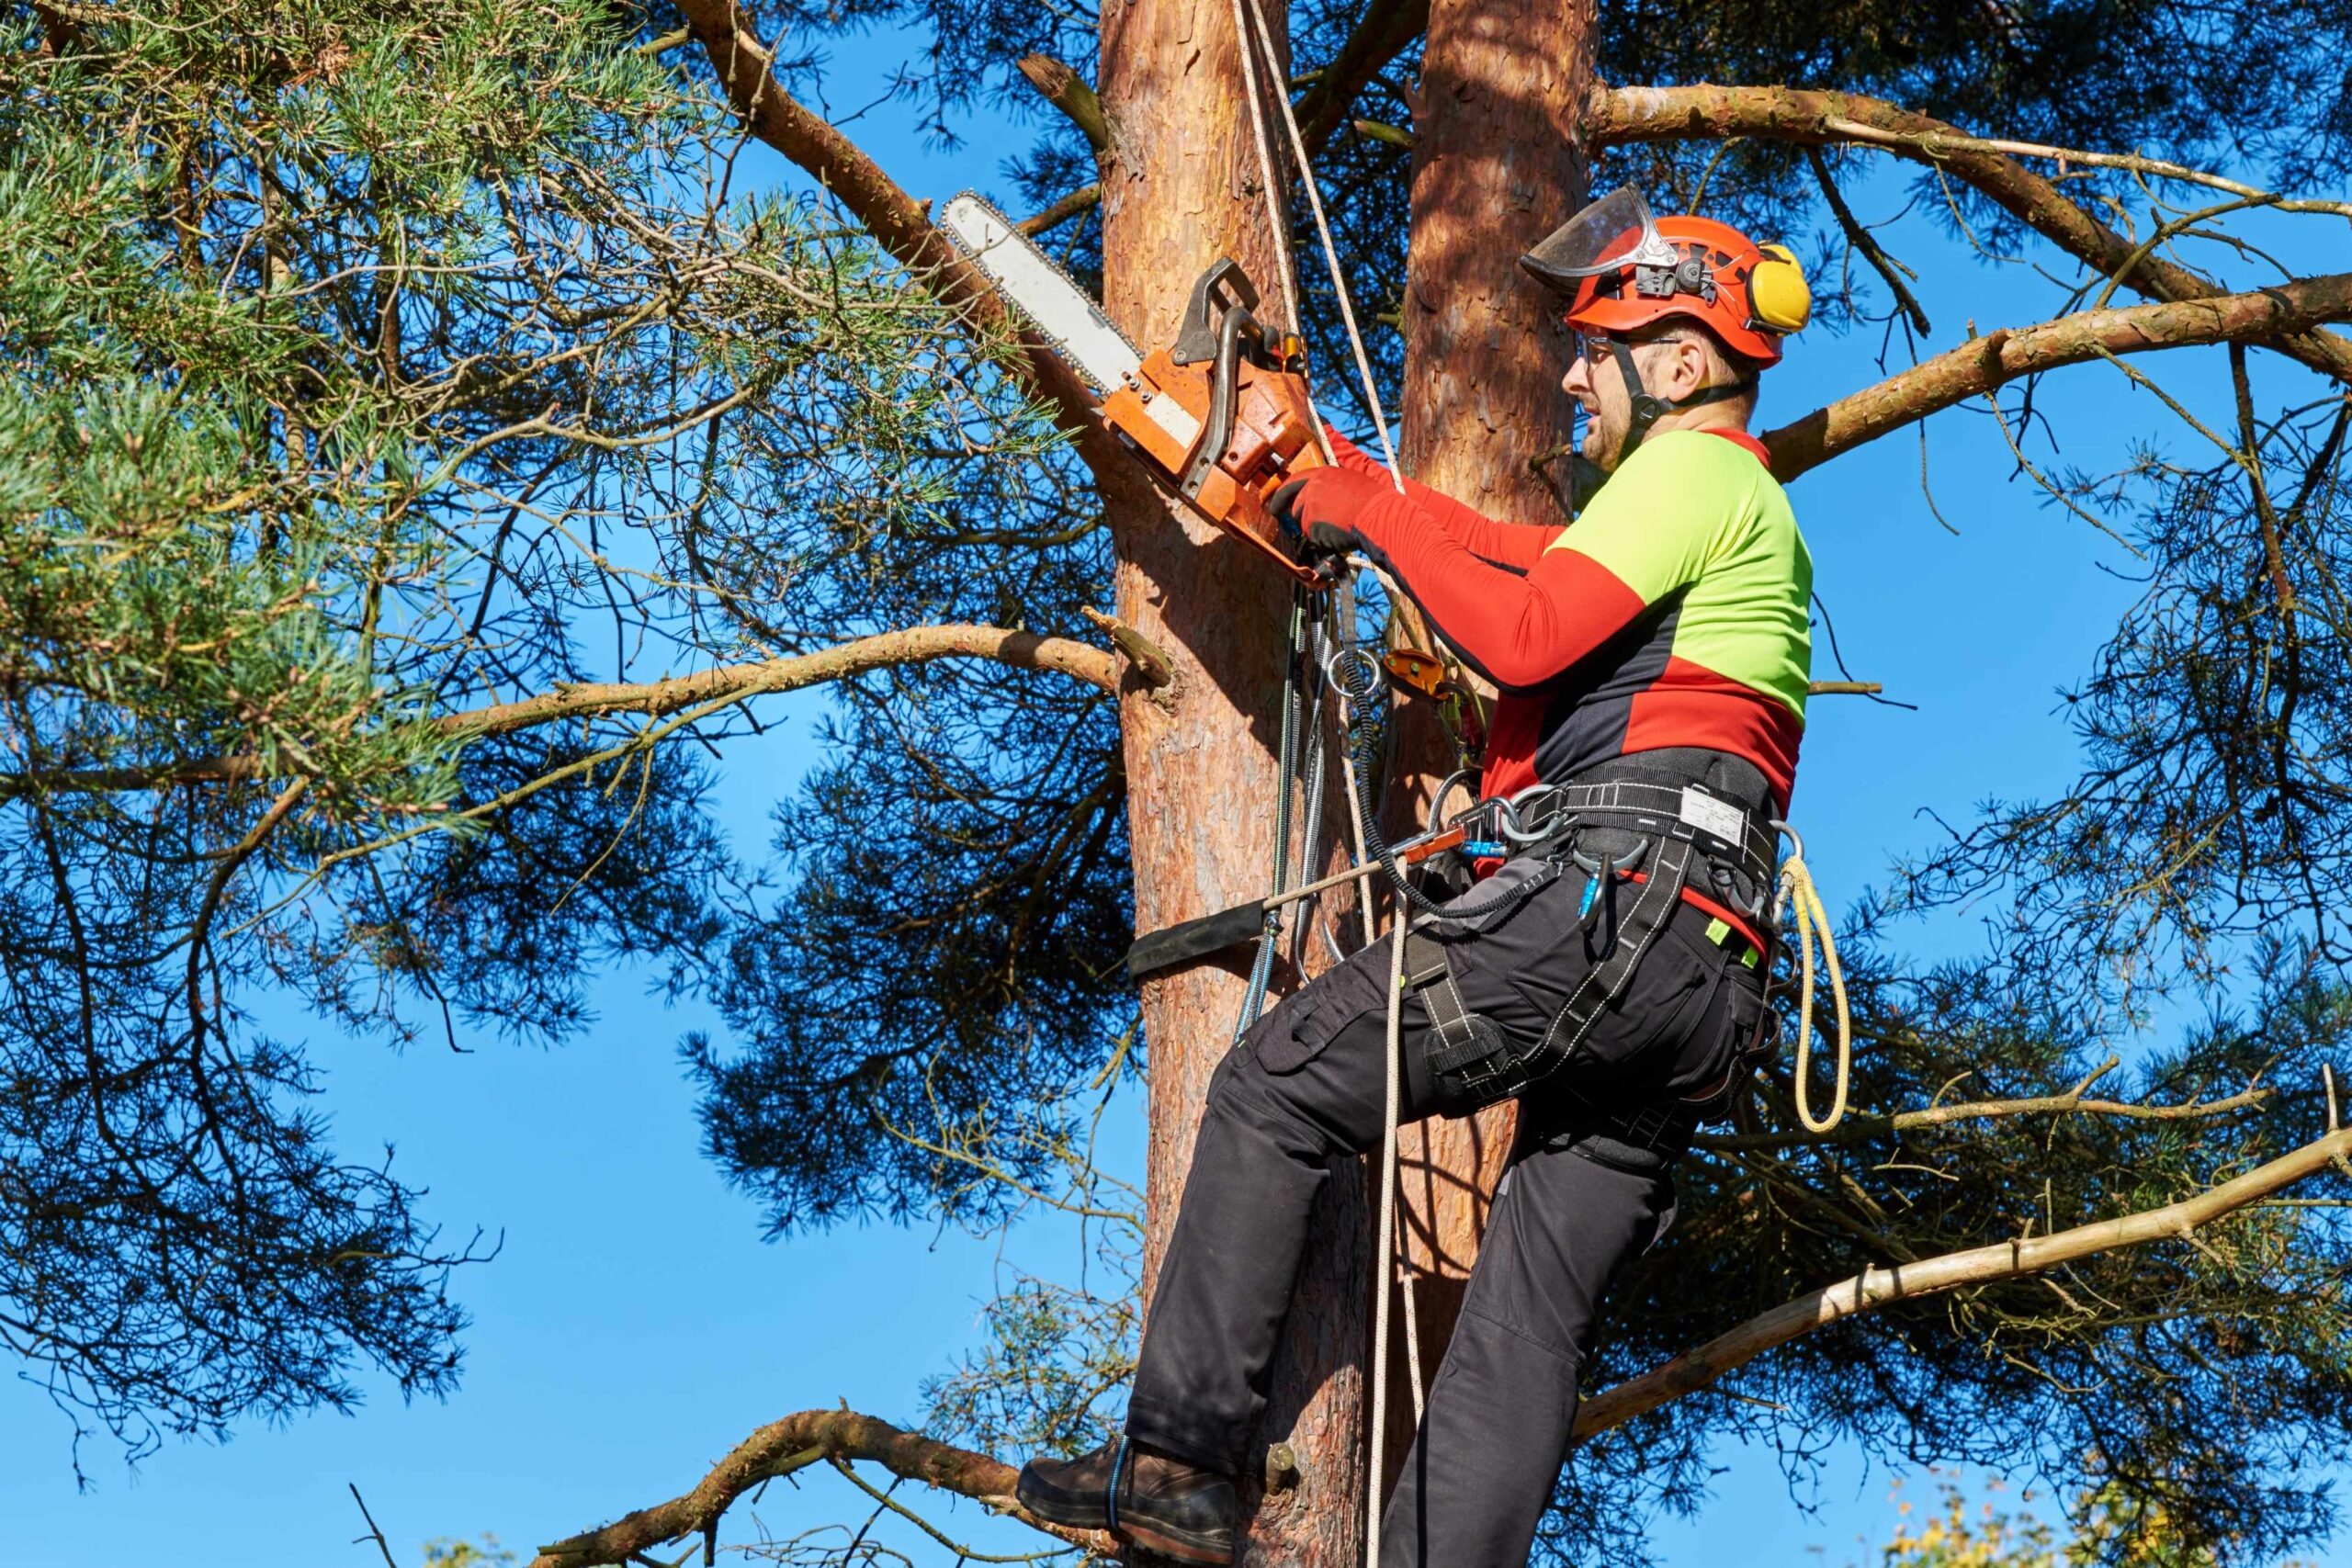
top-left (1413, 830), bottom-right (1708, 1110)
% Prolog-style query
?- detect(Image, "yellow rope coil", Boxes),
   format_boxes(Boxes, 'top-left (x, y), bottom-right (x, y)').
top-left (1777, 850), bottom-right (1852, 1134)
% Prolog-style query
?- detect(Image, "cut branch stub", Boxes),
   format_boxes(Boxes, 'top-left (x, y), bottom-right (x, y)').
top-left (1017, 52), bottom-right (1114, 154)
top-left (1081, 604), bottom-right (1176, 689)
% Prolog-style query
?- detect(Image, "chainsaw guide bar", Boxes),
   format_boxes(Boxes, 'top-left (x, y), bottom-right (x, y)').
top-left (940, 190), bottom-right (1329, 587)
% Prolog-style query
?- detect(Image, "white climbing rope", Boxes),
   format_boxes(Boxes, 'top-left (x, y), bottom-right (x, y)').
top-left (1240, 0), bottom-right (1404, 495)
top-left (1227, 6), bottom-right (1420, 1561)
top-left (1366, 910), bottom-right (1408, 1562)
top-left (1227, 0), bottom-right (1298, 333)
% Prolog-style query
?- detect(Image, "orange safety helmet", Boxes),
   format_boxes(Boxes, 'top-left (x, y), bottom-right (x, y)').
top-left (1521, 187), bottom-right (1811, 368)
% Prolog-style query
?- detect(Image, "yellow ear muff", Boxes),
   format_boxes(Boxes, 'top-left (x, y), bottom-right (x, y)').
top-left (1748, 243), bottom-right (1813, 333)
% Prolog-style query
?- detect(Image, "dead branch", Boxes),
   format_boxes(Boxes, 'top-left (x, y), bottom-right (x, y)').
top-left (1759, 271), bottom-right (2352, 480)
top-left (1574, 1125), bottom-right (2352, 1440)
top-left (454, 626), bottom-right (1119, 731)
top-left (526, 1407), bottom-right (1114, 1568)
top-left (1295, 0), bottom-right (1429, 157)
top-left (674, 0), bottom-right (1112, 457)
top-left (1586, 82), bottom-right (2352, 387)
top-left (1, 626), bottom-right (1118, 799)
top-left (1694, 1082), bottom-right (2272, 1153)
top-left (1805, 146), bottom-right (1930, 335)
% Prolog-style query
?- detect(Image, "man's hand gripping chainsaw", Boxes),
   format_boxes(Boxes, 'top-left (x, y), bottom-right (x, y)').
top-left (941, 193), bottom-right (1330, 586)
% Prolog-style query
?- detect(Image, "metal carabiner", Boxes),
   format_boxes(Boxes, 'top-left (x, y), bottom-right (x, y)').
top-left (1572, 839), bottom-right (1648, 920)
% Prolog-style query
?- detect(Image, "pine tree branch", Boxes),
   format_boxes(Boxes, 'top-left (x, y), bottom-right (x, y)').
top-left (1759, 270), bottom-right (2352, 480)
top-left (1585, 82), bottom-right (2352, 387)
top-left (673, 0), bottom-right (1112, 459)
top-left (1573, 1125), bottom-right (2352, 1441)
top-left (453, 626), bottom-right (1120, 731)
top-left (1015, 53), bottom-right (1112, 152)
top-left (1693, 1079), bottom-right (2272, 1152)
top-left (0, 626), bottom-right (1119, 799)
top-left (1295, 0), bottom-right (1430, 158)
top-left (1017, 182), bottom-right (1102, 238)
top-left (526, 1407), bottom-right (1114, 1568)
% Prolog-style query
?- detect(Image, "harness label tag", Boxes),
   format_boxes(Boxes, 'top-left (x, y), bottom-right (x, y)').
top-left (1679, 786), bottom-right (1747, 846)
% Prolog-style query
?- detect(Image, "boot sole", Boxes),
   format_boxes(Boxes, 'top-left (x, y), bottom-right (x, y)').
top-left (1115, 1517), bottom-right (1236, 1566)
top-left (1013, 1480), bottom-right (1107, 1534)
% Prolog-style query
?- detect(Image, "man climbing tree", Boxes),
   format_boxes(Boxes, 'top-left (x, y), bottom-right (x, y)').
top-left (13, 1), bottom-right (2352, 1564)
top-left (1016, 190), bottom-right (1817, 1566)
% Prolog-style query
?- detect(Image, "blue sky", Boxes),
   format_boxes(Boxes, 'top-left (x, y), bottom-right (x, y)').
top-left (6, 21), bottom-right (2348, 1568)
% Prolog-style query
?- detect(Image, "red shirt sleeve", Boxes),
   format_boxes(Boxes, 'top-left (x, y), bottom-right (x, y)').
top-left (1347, 486), bottom-right (1650, 693)
top-left (1322, 426), bottom-right (1560, 572)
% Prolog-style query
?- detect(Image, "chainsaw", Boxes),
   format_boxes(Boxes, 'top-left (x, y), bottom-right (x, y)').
top-left (941, 193), bottom-right (1330, 586)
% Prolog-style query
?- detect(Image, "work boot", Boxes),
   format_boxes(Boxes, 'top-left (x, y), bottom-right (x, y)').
top-left (1015, 1434), bottom-right (1239, 1564)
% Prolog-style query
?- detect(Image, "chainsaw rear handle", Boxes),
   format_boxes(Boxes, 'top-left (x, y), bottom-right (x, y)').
top-left (1171, 258), bottom-right (1261, 366)
top-left (1179, 299), bottom-right (1267, 501)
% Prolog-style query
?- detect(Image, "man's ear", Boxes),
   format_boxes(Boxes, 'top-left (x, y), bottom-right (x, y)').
top-left (1672, 336), bottom-right (1712, 398)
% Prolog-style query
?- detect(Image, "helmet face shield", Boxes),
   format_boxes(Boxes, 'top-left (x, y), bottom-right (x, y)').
top-left (1519, 186), bottom-right (1679, 291)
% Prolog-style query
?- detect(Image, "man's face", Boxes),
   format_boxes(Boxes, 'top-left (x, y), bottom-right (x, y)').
top-left (1559, 334), bottom-right (1634, 472)
top-left (1559, 330), bottom-right (1702, 472)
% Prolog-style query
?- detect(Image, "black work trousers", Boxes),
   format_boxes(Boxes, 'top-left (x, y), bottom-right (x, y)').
top-left (1125, 849), bottom-right (1766, 1567)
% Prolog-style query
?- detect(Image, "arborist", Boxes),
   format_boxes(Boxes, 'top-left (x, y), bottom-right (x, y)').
top-left (1018, 188), bottom-right (1816, 1566)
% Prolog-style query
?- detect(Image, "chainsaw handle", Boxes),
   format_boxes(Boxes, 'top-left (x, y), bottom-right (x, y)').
top-left (1171, 258), bottom-right (1261, 365)
top-left (1178, 299), bottom-right (1264, 501)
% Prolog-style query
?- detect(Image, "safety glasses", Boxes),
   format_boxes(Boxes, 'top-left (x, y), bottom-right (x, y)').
top-left (1521, 186), bottom-right (1679, 292)
top-left (1567, 326), bottom-right (1690, 366)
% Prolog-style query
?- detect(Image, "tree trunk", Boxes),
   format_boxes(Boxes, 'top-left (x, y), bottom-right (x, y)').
top-left (1098, 2), bottom-right (1367, 1562)
top-left (1377, 0), bottom-right (1596, 1490)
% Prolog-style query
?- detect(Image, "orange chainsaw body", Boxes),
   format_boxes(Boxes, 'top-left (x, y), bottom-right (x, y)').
top-left (1093, 261), bottom-right (1332, 586)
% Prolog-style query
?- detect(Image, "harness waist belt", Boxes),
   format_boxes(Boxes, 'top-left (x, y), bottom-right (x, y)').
top-left (1494, 777), bottom-right (1777, 886)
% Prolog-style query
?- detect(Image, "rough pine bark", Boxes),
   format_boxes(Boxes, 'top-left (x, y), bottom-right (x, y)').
top-left (1378, 0), bottom-right (1596, 1487)
top-left (1098, 1), bottom-right (1367, 1561)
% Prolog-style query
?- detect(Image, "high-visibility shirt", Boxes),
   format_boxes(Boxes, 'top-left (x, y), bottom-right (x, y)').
top-left (1331, 426), bottom-right (1813, 813)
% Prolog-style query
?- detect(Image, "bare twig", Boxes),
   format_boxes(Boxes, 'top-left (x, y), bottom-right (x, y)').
top-left (1805, 146), bottom-right (1930, 335)
top-left (1695, 1079), bottom-right (2271, 1152)
top-left (349, 1483), bottom-right (401, 1568)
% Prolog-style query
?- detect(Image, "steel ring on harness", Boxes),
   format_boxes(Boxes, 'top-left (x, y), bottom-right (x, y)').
top-left (1430, 768), bottom-right (1480, 827)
